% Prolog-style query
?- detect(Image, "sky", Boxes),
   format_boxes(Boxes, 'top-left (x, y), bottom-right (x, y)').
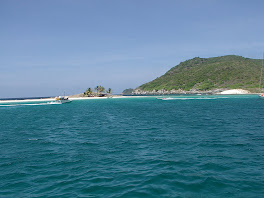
top-left (1, 0), bottom-right (264, 98)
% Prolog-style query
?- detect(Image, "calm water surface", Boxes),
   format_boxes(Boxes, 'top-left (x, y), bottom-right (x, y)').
top-left (0, 95), bottom-right (264, 197)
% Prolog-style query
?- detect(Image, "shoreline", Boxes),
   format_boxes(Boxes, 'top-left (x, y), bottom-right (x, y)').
top-left (0, 95), bottom-right (151, 104)
top-left (0, 93), bottom-right (260, 104)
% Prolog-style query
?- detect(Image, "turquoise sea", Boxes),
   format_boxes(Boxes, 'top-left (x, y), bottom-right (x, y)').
top-left (0, 95), bottom-right (264, 197)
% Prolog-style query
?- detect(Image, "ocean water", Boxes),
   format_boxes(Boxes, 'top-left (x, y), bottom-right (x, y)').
top-left (0, 95), bottom-right (264, 197)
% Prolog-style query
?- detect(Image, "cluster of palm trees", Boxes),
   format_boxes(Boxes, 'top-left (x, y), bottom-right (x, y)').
top-left (84, 86), bottom-right (112, 96)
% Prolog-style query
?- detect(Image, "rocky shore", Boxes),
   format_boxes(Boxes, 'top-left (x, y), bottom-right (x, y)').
top-left (131, 88), bottom-right (252, 95)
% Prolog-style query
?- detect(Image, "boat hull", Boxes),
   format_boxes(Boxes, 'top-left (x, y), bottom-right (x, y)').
top-left (55, 100), bottom-right (72, 104)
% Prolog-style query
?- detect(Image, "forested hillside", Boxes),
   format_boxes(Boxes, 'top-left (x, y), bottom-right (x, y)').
top-left (138, 55), bottom-right (262, 92)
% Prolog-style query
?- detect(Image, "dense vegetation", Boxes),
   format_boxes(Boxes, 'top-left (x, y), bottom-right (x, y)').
top-left (138, 55), bottom-right (263, 91)
top-left (84, 86), bottom-right (112, 96)
top-left (122, 88), bottom-right (134, 95)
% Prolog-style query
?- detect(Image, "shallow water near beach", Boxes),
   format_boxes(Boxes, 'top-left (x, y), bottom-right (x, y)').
top-left (1, 95), bottom-right (264, 197)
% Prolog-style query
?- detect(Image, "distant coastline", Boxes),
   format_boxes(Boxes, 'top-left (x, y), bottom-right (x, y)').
top-left (130, 88), bottom-right (255, 95)
top-left (0, 95), bottom-right (148, 103)
top-left (0, 90), bottom-right (260, 104)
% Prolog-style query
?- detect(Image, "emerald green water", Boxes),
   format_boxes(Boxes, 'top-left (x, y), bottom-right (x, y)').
top-left (0, 95), bottom-right (264, 197)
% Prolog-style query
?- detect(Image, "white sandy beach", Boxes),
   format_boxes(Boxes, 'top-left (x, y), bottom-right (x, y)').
top-left (0, 96), bottom-right (151, 104)
top-left (219, 89), bottom-right (250, 95)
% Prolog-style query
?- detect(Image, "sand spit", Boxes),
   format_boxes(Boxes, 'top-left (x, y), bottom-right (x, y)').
top-left (0, 96), bottom-right (150, 104)
top-left (70, 96), bottom-right (149, 100)
top-left (0, 91), bottom-right (257, 103)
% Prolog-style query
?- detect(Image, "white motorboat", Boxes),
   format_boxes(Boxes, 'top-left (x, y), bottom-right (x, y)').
top-left (55, 96), bottom-right (72, 104)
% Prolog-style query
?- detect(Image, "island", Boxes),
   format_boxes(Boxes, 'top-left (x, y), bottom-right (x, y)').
top-left (125, 55), bottom-right (263, 95)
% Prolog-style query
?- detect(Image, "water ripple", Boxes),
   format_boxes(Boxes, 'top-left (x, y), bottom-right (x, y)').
top-left (0, 96), bottom-right (264, 197)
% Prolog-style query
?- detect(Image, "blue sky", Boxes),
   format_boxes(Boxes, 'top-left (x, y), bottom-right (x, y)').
top-left (1, 0), bottom-right (264, 98)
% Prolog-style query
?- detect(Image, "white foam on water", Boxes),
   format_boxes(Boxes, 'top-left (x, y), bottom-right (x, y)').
top-left (23, 103), bottom-right (47, 106)
top-left (0, 102), bottom-right (61, 107)
top-left (162, 97), bottom-right (217, 100)
top-left (47, 102), bottom-right (61, 105)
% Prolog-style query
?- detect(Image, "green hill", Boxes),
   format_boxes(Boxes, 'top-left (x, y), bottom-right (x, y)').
top-left (138, 55), bottom-right (262, 92)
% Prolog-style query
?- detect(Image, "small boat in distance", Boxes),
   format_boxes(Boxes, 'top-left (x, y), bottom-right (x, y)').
top-left (55, 96), bottom-right (72, 104)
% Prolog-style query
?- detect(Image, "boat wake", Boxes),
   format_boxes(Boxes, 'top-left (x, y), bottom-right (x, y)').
top-left (0, 102), bottom-right (61, 107)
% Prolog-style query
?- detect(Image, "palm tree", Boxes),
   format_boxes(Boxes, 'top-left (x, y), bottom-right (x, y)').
top-left (84, 88), bottom-right (93, 96)
top-left (106, 88), bottom-right (112, 95)
top-left (95, 86), bottom-right (99, 96)
top-left (99, 86), bottom-right (105, 94)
